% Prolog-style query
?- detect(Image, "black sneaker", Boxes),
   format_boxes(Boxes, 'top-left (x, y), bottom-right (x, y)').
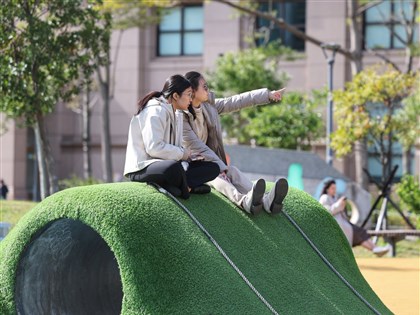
top-left (243, 179), bottom-right (266, 215)
top-left (263, 178), bottom-right (288, 214)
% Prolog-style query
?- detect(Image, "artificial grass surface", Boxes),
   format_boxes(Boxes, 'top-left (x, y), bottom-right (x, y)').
top-left (0, 182), bottom-right (392, 314)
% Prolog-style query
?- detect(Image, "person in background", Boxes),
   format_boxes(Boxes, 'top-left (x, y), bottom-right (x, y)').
top-left (1, 179), bottom-right (9, 200)
top-left (182, 71), bottom-right (288, 215)
top-left (124, 74), bottom-right (219, 199)
top-left (319, 179), bottom-right (390, 256)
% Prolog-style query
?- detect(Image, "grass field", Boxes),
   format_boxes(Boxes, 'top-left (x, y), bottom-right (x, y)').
top-left (0, 200), bottom-right (37, 226)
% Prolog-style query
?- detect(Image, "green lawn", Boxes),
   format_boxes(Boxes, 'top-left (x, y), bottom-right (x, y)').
top-left (1, 199), bottom-right (419, 259)
top-left (0, 200), bottom-right (37, 226)
top-left (352, 238), bottom-right (420, 258)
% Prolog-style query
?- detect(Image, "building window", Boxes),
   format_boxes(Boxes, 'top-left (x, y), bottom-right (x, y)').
top-left (366, 102), bottom-right (413, 182)
top-left (364, 1), bottom-right (419, 50)
top-left (255, 0), bottom-right (306, 51)
top-left (158, 6), bottom-right (203, 56)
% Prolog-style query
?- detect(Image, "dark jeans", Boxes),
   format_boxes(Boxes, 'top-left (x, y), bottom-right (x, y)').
top-left (128, 160), bottom-right (219, 199)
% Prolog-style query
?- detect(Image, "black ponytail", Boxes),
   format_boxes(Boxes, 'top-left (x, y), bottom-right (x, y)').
top-left (135, 74), bottom-right (191, 115)
top-left (136, 91), bottom-right (162, 115)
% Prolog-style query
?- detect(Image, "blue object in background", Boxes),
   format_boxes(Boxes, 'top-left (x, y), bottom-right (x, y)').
top-left (287, 163), bottom-right (304, 191)
top-left (313, 177), bottom-right (347, 200)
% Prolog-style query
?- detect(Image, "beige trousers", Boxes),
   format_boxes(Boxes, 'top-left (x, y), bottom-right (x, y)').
top-left (209, 166), bottom-right (253, 208)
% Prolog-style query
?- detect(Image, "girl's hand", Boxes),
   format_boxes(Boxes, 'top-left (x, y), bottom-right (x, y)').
top-left (338, 196), bottom-right (347, 209)
top-left (269, 88), bottom-right (286, 102)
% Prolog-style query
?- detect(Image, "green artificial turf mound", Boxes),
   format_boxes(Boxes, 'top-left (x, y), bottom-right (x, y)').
top-left (0, 182), bottom-right (391, 314)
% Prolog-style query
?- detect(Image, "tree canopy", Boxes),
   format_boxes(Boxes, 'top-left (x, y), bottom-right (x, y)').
top-left (331, 66), bottom-right (417, 181)
top-left (207, 46), bottom-right (324, 150)
top-left (0, 0), bottom-right (110, 197)
top-left (0, 0), bottom-right (110, 125)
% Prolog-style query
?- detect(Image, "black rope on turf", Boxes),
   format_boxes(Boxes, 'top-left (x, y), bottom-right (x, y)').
top-left (280, 210), bottom-right (381, 315)
top-left (150, 183), bottom-right (279, 315)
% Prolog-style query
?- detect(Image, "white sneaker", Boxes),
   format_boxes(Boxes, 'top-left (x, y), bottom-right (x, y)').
top-left (373, 245), bottom-right (390, 257)
top-left (242, 179), bottom-right (265, 215)
top-left (263, 178), bottom-right (289, 214)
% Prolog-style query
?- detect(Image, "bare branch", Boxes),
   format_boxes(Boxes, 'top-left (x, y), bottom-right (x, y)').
top-left (211, 0), bottom-right (354, 60)
top-left (365, 49), bottom-right (401, 72)
top-left (356, 0), bottom-right (383, 16)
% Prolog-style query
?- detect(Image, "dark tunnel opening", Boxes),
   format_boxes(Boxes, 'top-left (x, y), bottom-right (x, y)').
top-left (15, 218), bottom-right (123, 315)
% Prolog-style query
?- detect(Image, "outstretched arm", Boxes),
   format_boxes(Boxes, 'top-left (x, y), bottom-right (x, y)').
top-left (213, 87), bottom-right (285, 114)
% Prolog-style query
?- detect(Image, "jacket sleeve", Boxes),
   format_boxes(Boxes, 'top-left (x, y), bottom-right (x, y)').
top-left (140, 107), bottom-right (185, 161)
top-left (212, 88), bottom-right (271, 114)
top-left (319, 194), bottom-right (343, 215)
top-left (182, 115), bottom-right (226, 172)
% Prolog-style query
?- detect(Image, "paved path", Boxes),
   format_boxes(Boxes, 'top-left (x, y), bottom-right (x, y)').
top-left (357, 258), bottom-right (419, 315)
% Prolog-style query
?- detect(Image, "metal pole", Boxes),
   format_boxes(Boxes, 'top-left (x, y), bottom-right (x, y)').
top-left (326, 57), bottom-right (334, 166)
top-left (321, 43), bottom-right (340, 166)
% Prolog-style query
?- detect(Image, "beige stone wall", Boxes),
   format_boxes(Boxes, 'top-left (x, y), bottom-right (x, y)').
top-left (0, 115), bottom-right (28, 200)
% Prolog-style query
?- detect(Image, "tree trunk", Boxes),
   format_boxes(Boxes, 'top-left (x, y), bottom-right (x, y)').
top-left (347, 0), bottom-right (363, 74)
top-left (82, 87), bottom-right (92, 179)
top-left (354, 140), bottom-right (369, 189)
top-left (33, 122), bottom-right (48, 200)
top-left (402, 148), bottom-right (412, 175)
top-left (98, 51), bottom-right (113, 183)
top-left (347, 0), bottom-right (369, 189)
top-left (39, 115), bottom-right (58, 195)
top-left (33, 114), bottom-right (58, 198)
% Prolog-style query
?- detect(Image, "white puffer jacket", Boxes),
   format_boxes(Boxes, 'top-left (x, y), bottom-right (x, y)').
top-left (124, 97), bottom-right (189, 176)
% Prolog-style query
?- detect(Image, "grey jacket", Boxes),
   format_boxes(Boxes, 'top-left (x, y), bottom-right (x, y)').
top-left (182, 88), bottom-right (271, 172)
top-left (124, 96), bottom-right (189, 176)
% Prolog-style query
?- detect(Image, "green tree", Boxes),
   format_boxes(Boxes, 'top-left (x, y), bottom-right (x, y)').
top-left (246, 91), bottom-right (324, 150)
top-left (396, 175), bottom-right (420, 217)
top-left (0, 0), bottom-right (110, 198)
top-left (394, 77), bottom-right (420, 174)
top-left (207, 46), bottom-right (323, 149)
top-left (331, 66), bottom-right (417, 184)
top-left (207, 46), bottom-right (288, 143)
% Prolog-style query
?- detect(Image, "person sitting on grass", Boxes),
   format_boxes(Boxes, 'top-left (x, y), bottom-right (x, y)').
top-left (319, 179), bottom-right (390, 257)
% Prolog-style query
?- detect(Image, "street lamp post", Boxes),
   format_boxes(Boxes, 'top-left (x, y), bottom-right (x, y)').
top-left (321, 43), bottom-right (340, 166)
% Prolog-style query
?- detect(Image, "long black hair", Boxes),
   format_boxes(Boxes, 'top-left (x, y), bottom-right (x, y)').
top-left (136, 74), bottom-right (191, 115)
top-left (321, 179), bottom-right (336, 196)
top-left (184, 71), bottom-right (204, 120)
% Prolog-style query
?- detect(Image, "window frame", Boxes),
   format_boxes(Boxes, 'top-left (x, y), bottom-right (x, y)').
top-left (363, 0), bottom-right (418, 50)
top-left (157, 5), bottom-right (204, 57)
top-left (255, 0), bottom-right (306, 51)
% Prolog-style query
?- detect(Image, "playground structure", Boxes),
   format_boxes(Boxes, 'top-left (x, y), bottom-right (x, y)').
top-left (0, 182), bottom-right (392, 314)
top-left (361, 165), bottom-right (418, 256)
